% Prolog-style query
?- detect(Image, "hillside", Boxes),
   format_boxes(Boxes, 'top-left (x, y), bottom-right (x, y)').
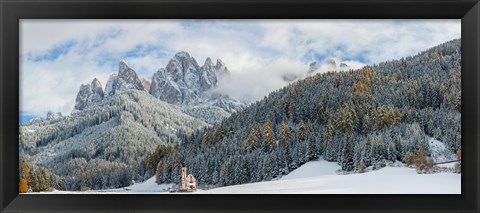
top-left (36, 157), bottom-right (460, 194)
top-left (153, 39), bottom-right (461, 188)
top-left (19, 51), bottom-right (248, 191)
top-left (20, 90), bottom-right (208, 190)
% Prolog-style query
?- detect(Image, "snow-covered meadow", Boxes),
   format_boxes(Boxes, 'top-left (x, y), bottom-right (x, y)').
top-left (195, 159), bottom-right (460, 194)
top-left (39, 156), bottom-right (460, 194)
top-left (34, 136), bottom-right (459, 194)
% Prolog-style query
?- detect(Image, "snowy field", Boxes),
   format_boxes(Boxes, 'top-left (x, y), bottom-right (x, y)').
top-left (38, 157), bottom-right (460, 194)
top-left (196, 159), bottom-right (460, 194)
top-left (41, 177), bottom-right (175, 194)
top-left (35, 137), bottom-right (460, 194)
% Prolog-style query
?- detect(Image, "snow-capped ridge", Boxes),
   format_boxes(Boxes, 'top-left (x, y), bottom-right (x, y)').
top-left (119, 59), bottom-right (130, 72)
top-left (74, 59), bottom-right (145, 111)
top-left (306, 57), bottom-right (353, 77)
top-left (116, 60), bottom-right (144, 91)
top-left (150, 51), bottom-right (243, 113)
top-left (74, 78), bottom-right (105, 110)
top-left (72, 54), bottom-right (243, 122)
top-left (215, 59), bottom-right (229, 77)
top-left (104, 73), bottom-right (118, 97)
top-left (204, 57), bottom-right (214, 67)
top-left (174, 51), bottom-right (192, 59)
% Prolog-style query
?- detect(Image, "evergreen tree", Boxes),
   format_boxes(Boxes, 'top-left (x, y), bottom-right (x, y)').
top-left (263, 119), bottom-right (275, 152)
top-left (279, 121), bottom-right (291, 147)
top-left (202, 131), bottom-right (211, 146)
top-left (325, 117), bottom-right (334, 143)
top-left (155, 162), bottom-right (162, 184)
top-left (297, 121), bottom-right (306, 142)
top-left (214, 126), bottom-right (224, 144)
top-left (337, 102), bottom-right (357, 133)
top-left (341, 134), bottom-right (355, 171)
top-left (317, 97), bottom-right (325, 123)
top-left (245, 128), bottom-right (257, 150)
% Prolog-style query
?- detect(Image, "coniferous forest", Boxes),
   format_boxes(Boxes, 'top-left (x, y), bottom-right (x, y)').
top-left (19, 39), bottom-right (461, 191)
top-left (153, 39), bottom-right (461, 187)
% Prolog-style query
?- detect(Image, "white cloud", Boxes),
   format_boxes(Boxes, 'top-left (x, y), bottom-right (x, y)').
top-left (20, 19), bottom-right (461, 117)
top-left (20, 56), bottom-right (112, 116)
top-left (214, 57), bottom-right (308, 103)
top-left (256, 19), bottom-right (461, 64)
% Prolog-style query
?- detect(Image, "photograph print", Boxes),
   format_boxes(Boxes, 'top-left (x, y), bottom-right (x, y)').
top-left (19, 19), bottom-right (461, 194)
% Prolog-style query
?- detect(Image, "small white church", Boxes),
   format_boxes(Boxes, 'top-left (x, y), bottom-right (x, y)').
top-left (180, 164), bottom-right (197, 192)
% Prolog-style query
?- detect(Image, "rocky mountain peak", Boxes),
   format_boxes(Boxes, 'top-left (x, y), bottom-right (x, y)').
top-left (73, 54), bottom-right (243, 114)
top-left (150, 52), bottom-right (243, 112)
top-left (204, 57), bottom-right (214, 67)
top-left (92, 77), bottom-right (101, 86)
top-left (166, 51), bottom-right (201, 83)
top-left (174, 51), bottom-right (192, 59)
top-left (91, 78), bottom-right (103, 96)
top-left (119, 59), bottom-right (130, 73)
top-left (75, 59), bottom-right (145, 111)
top-left (308, 62), bottom-right (318, 74)
top-left (117, 60), bottom-right (144, 89)
top-left (74, 78), bottom-right (105, 110)
top-left (104, 74), bottom-right (117, 97)
top-left (215, 59), bottom-right (229, 76)
top-left (105, 60), bottom-right (144, 97)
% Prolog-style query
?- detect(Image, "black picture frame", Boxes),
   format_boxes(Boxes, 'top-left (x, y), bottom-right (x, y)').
top-left (1, 0), bottom-right (479, 212)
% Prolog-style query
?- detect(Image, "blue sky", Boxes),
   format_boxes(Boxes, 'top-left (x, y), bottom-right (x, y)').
top-left (20, 19), bottom-right (461, 121)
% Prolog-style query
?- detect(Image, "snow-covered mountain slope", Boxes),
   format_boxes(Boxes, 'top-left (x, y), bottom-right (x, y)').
top-left (182, 105), bottom-right (231, 125)
top-left (22, 89), bottom-right (208, 155)
top-left (150, 52), bottom-right (244, 113)
top-left (20, 90), bottom-right (209, 189)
